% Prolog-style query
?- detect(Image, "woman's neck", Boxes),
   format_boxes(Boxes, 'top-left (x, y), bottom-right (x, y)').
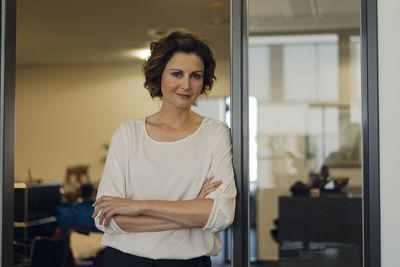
top-left (154, 103), bottom-right (197, 127)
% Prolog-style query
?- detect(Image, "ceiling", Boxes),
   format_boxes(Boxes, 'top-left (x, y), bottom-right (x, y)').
top-left (249, 0), bottom-right (360, 33)
top-left (16, 0), bottom-right (360, 67)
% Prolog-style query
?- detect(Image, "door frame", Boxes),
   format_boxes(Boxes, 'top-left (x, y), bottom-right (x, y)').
top-left (361, 0), bottom-right (381, 266)
top-left (230, 0), bottom-right (250, 266)
top-left (1, 0), bottom-right (16, 266)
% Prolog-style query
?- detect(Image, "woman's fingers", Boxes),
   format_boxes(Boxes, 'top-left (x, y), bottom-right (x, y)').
top-left (207, 180), bottom-right (222, 188)
top-left (93, 195), bottom-right (124, 207)
top-left (103, 210), bottom-right (114, 226)
top-left (99, 203), bottom-right (121, 226)
top-left (93, 195), bottom-right (110, 207)
top-left (92, 196), bottom-right (119, 224)
top-left (92, 198), bottom-right (113, 218)
top-left (92, 201), bottom-right (108, 218)
top-left (202, 176), bottom-right (215, 187)
top-left (92, 207), bottom-right (100, 218)
top-left (197, 176), bottom-right (216, 198)
top-left (99, 206), bottom-right (113, 226)
top-left (206, 181), bottom-right (222, 191)
top-left (197, 179), bottom-right (222, 198)
top-left (92, 197), bottom-right (142, 226)
top-left (204, 181), bottom-right (222, 193)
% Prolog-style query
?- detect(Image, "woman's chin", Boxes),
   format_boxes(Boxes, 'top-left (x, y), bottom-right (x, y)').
top-left (163, 98), bottom-right (196, 110)
top-left (175, 99), bottom-right (196, 109)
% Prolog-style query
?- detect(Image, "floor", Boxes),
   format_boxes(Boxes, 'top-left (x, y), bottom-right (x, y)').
top-left (211, 243), bottom-right (362, 267)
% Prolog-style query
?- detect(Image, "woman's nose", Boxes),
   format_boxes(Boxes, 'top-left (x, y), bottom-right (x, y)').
top-left (180, 76), bottom-right (191, 90)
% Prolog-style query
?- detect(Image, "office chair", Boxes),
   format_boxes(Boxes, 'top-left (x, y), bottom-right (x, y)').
top-left (28, 234), bottom-right (69, 267)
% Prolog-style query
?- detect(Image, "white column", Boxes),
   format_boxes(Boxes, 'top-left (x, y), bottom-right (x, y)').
top-left (378, 0), bottom-right (400, 266)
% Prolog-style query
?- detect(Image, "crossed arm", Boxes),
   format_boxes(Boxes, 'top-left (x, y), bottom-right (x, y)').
top-left (92, 176), bottom-right (222, 233)
top-left (95, 123), bottom-right (236, 234)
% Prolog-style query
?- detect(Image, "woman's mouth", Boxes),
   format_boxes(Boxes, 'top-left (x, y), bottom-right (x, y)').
top-left (176, 93), bottom-right (191, 99)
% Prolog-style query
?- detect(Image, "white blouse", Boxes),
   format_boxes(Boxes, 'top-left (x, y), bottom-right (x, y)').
top-left (95, 116), bottom-right (236, 259)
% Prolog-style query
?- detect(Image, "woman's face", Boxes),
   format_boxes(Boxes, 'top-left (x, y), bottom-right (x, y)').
top-left (160, 52), bottom-right (204, 110)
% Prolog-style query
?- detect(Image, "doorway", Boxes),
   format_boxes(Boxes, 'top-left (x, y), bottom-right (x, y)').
top-left (1, 0), bottom-right (381, 266)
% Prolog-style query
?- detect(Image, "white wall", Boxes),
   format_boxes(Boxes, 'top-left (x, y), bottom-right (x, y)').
top-left (15, 63), bottom-right (159, 183)
top-left (378, 0), bottom-right (400, 266)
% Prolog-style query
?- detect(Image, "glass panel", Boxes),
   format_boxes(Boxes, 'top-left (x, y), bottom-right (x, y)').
top-left (249, 0), bottom-right (362, 265)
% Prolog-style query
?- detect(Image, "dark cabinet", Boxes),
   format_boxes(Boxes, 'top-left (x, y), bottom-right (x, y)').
top-left (278, 194), bottom-right (362, 247)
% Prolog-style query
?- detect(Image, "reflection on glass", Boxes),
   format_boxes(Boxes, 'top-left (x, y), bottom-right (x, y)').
top-left (249, 30), bottom-right (362, 267)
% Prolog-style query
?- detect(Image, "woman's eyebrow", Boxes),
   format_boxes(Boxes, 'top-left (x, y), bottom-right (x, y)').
top-left (169, 68), bottom-right (203, 73)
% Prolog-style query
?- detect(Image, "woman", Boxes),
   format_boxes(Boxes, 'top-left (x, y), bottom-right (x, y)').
top-left (92, 31), bottom-right (236, 267)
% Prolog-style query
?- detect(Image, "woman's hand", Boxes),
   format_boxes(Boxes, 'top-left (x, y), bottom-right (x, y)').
top-left (92, 196), bottom-right (143, 227)
top-left (197, 176), bottom-right (222, 199)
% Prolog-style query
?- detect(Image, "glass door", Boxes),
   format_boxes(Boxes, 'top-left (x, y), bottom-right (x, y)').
top-left (247, 1), bottom-right (363, 266)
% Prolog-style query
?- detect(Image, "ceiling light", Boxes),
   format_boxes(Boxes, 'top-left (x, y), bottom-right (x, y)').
top-left (131, 49), bottom-right (151, 60)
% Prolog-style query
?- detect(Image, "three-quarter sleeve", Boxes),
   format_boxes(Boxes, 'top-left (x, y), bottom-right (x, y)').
top-left (94, 125), bottom-right (128, 234)
top-left (202, 124), bottom-right (237, 233)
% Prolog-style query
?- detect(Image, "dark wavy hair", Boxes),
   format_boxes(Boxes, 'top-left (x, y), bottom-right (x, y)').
top-left (142, 31), bottom-right (216, 99)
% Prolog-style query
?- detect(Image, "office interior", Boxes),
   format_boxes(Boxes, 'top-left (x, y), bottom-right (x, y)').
top-left (13, 0), bottom-right (363, 266)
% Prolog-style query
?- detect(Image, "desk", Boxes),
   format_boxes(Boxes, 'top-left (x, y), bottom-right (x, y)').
top-left (14, 182), bottom-right (62, 264)
top-left (278, 192), bottom-right (362, 249)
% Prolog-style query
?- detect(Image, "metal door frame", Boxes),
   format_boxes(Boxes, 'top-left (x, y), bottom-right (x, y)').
top-left (1, 0), bottom-right (16, 266)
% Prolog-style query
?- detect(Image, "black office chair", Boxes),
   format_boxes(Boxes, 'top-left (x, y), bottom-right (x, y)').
top-left (14, 233), bottom-right (70, 267)
top-left (30, 234), bottom-right (70, 267)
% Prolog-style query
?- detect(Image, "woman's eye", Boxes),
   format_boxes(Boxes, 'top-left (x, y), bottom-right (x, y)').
top-left (192, 73), bottom-right (202, 79)
top-left (171, 72), bottom-right (182, 77)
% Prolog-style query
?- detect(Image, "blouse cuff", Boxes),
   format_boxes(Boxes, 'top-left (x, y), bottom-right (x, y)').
top-left (108, 217), bottom-right (128, 234)
top-left (201, 198), bottom-right (228, 233)
top-left (95, 215), bottom-right (127, 235)
top-left (201, 198), bottom-right (221, 233)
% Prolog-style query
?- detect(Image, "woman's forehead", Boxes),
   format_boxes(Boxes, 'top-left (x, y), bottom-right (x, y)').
top-left (165, 52), bottom-right (204, 70)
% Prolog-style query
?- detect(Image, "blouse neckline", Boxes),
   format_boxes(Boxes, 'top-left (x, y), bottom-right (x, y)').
top-left (143, 116), bottom-right (208, 144)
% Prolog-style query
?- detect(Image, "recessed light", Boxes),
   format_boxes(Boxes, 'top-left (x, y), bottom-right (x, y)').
top-left (131, 49), bottom-right (151, 60)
